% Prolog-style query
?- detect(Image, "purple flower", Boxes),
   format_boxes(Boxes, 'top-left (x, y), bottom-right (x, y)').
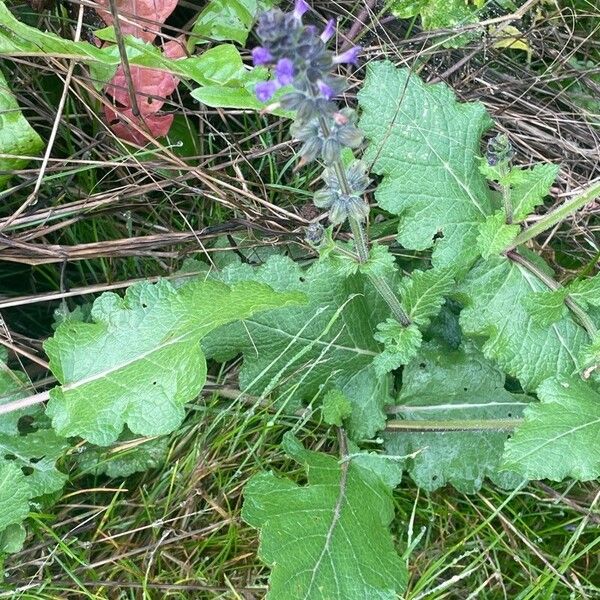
top-left (333, 46), bottom-right (361, 65)
top-left (255, 80), bottom-right (280, 102)
top-left (321, 18), bottom-right (336, 42)
top-left (317, 80), bottom-right (335, 100)
top-left (275, 58), bottom-right (294, 85)
top-left (252, 46), bottom-right (273, 66)
top-left (293, 0), bottom-right (309, 20)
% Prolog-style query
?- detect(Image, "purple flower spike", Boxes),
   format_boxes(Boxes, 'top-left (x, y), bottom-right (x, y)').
top-left (321, 19), bottom-right (336, 42)
top-left (275, 58), bottom-right (295, 86)
top-left (333, 46), bottom-right (361, 65)
top-left (252, 46), bottom-right (273, 66)
top-left (294, 0), bottom-right (309, 20)
top-left (317, 80), bottom-right (335, 100)
top-left (255, 80), bottom-right (279, 102)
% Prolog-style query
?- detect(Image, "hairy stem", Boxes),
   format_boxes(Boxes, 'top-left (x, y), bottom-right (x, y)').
top-left (385, 418), bottom-right (520, 432)
top-left (506, 180), bottom-right (600, 251)
top-left (317, 117), bottom-right (411, 326)
top-left (507, 250), bottom-right (598, 338)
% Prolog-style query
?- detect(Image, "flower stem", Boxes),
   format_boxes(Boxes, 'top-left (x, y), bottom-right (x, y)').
top-left (506, 180), bottom-right (600, 251)
top-left (507, 250), bottom-right (598, 339)
top-left (317, 116), bottom-right (411, 327)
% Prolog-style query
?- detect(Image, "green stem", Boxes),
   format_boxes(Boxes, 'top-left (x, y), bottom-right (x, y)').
top-left (506, 180), bottom-right (600, 251)
top-left (507, 250), bottom-right (598, 338)
top-left (316, 116), bottom-right (411, 327)
top-left (499, 164), bottom-right (513, 224)
top-left (385, 418), bottom-right (520, 432)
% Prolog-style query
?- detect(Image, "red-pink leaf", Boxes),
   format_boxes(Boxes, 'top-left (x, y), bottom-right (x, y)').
top-left (104, 36), bottom-right (186, 144)
top-left (96, 0), bottom-right (179, 43)
top-left (104, 105), bottom-right (174, 145)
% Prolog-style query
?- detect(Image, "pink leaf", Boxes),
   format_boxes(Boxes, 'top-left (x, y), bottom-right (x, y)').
top-left (104, 36), bottom-right (186, 144)
top-left (104, 105), bottom-right (174, 145)
top-left (96, 0), bottom-right (179, 43)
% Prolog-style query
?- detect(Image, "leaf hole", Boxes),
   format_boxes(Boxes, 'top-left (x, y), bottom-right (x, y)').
top-left (142, 303), bottom-right (148, 308)
top-left (21, 466), bottom-right (34, 476)
top-left (4, 454), bottom-right (16, 461)
top-left (153, 381), bottom-right (157, 385)
top-left (432, 475), bottom-right (438, 481)
top-left (463, 387), bottom-right (468, 392)
top-left (419, 362), bottom-right (426, 369)
top-left (299, 277), bottom-right (306, 283)
top-left (507, 412), bottom-right (512, 418)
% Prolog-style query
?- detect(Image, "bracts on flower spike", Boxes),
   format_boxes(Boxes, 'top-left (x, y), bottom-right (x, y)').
top-left (252, 0), bottom-right (366, 224)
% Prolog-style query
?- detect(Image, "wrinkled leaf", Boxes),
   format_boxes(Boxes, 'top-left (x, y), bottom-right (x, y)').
top-left (391, 0), bottom-right (482, 47)
top-left (45, 278), bottom-right (304, 445)
top-left (359, 62), bottom-right (494, 273)
top-left (202, 255), bottom-right (393, 440)
top-left (78, 436), bottom-right (169, 477)
top-left (503, 377), bottom-right (600, 481)
top-left (95, 0), bottom-right (178, 43)
top-left (243, 434), bottom-right (407, 599)
top-left (0, 357), bottom-right (68, 550)
top-left (457, 254), bottom-right (587, 391)
top-left (384, 341), bottom-right (529, 493)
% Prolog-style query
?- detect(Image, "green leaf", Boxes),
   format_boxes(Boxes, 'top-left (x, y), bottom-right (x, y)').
top-left (0, 429), bottom-right (68, 497)
top-left (522, 289), bottom-right (568, 326)
top-left (372, 268), bottom-right (455, 375)
top-left (321, 389), bottom-right (352, 427)
top-left (0, 463), bottom-right (31, 540)
top-left (202, 255), bottom-right (392, 440)
top-left (567, 273), bottom-right (600, 309)
top-left (0, 356), bottom-right (68, 547)
top-left (242, 434), bottom-right (407, 599)
top-left (384, 341), bottom-right (529, 493)
top-left (45, 278), bottom-right (304, 445)
top-left (78, 436), bottom-right (169, 478)
top-left (0, 4), bottom-right (257, 94)
top-left (391, 0), bottom-right (481, 47)
top-left (373, 321), bottom-right (422, 376)
top-left (457, 255), bottom-right (587, 391)
top-left (477, 212), bottom-right (519, 259)
top-left (358, 62), bottom-right (494, 273)
top-left (0, 70), bottom-right (43, 188)
top-left (502, 377), bottom-right (600, 481)
top-left (510, 163), bottom-right (559, 222)
top-left (400, 268), bottom-right (455, 327)
top-left (190, 0), bottom-right (272, 46)
top-left (0, 523), bottom-right (26, 554)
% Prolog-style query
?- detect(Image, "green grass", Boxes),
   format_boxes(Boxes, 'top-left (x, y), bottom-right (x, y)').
top-left (1, 0), bottom-right (599, 598)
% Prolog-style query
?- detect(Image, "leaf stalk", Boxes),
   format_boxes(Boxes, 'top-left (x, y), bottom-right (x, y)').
top-left (506, 180), bottom-right (600, 251)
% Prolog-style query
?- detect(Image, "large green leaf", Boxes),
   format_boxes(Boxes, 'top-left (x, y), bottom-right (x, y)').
top-left (202, 255), bottom-right (393, 440)
top-left (358, 61), bottom-right (494, 272)
top-left (0, 70), bottom-right (43, 188)
top-left (457, 254), bottom-right (588, 391)
top-left (243, 434), bottom-right (407, 600)
top-left (502, 377), bottom-right (600, 481)
top-left (384, 341), bottom-right (529, 493)
top-left (45, 278), bottom-right (303, 446)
